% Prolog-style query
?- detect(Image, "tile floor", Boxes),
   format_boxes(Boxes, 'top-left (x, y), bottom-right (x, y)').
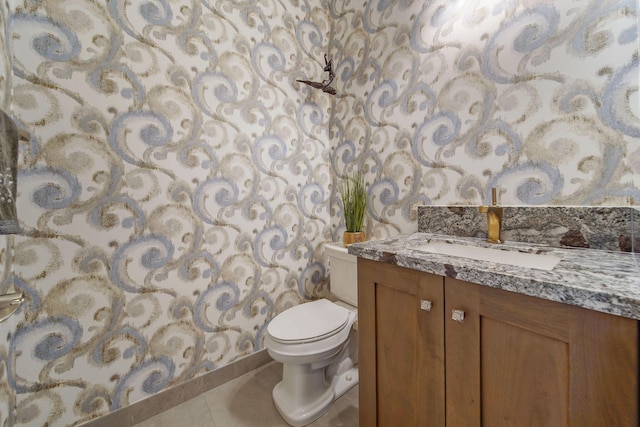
top-left (132, 361), bottom-right (359, 427)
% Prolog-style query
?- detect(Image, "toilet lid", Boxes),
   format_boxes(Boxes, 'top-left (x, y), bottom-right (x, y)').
top-left (267, 299), bottom-right (351, 343)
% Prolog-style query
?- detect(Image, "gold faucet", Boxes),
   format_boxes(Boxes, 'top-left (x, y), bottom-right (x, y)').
top-left (478, 188), bottom-right (503, 244)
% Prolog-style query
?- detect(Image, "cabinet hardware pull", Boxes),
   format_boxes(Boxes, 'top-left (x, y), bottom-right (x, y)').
top-left (420, 300), bottom-right (432, 311)
top-left (452, 309), bottom-right (465, 323)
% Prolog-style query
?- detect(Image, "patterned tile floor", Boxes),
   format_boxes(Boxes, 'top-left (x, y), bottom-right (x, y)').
top-left (132, 361), bottom-right (359, 427)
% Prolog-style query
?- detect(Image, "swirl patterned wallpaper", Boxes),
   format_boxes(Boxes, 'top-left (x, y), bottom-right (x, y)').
top-left (7, 1), bottom-right (334, 426)
top-left (0, 0), bottom-right (636, 426)
top-left (329, 0), bottom-right (639, 238)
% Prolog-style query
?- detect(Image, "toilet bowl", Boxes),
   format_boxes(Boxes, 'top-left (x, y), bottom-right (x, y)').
top-left (265, 243), bottom-right (358, 427)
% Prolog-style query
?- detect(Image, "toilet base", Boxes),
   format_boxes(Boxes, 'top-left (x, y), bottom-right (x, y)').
top-left (272, 364), bottom-right (359, 427)
top-left (332, 365), bottom-right (358, 400)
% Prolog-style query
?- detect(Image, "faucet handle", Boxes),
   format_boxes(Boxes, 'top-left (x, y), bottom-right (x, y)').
top-left (480, 187), bottom-right (503, 244)
top-left (480, 187), bottom-right (499, 210)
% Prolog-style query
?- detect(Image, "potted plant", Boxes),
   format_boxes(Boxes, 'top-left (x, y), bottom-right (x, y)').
top-left (339, 170), bottom-right (367, 247)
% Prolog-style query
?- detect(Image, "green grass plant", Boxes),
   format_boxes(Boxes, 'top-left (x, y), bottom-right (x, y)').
top-left (340, 171), bottom-right (367, 232)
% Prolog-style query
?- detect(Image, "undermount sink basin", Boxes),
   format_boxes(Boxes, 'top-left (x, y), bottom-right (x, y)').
top-left (414, 241), bottom-right (561, 271)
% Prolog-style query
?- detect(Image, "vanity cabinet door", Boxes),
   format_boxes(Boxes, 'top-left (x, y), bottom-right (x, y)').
top-left (358, 259), bottom-right (445, 427)
top-left (445, 277), bottom-right (638, 427)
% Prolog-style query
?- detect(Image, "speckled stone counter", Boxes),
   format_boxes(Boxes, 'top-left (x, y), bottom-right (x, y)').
top-left (348, 233), bottom-right (640, 320)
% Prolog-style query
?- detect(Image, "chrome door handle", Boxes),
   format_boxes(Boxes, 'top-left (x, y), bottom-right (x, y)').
top-left (0, 292), bottom-right (24, 323)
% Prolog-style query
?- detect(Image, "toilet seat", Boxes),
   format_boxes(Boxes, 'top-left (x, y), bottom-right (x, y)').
top-left (268, 299), bottom-right (350, 344)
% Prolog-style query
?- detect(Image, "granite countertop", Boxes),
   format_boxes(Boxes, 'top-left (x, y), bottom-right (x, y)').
top-left (347, 233), bottom-right (640, 320)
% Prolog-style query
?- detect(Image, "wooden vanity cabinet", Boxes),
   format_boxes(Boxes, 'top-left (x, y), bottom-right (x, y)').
top-left (358, 258), bottom-right (639, 427)
top-left (445, 277), bottom-right (638, 426)
top-left (358, 258), bottom-right (446, 427)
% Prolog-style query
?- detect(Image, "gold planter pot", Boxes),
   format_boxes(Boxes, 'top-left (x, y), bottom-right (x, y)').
top-left (343, 231), bottom-right (365, 247)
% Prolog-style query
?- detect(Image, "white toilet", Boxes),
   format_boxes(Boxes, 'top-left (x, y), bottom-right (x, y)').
top-left (265, 242), bottom-right (358, 427)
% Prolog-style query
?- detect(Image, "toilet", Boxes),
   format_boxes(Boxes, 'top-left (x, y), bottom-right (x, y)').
top-left (265, 242), bottom-right (358, 427)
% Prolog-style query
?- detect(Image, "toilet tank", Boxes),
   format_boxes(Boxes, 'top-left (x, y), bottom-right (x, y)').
top-left (326, 242), bottom-right (358, 307)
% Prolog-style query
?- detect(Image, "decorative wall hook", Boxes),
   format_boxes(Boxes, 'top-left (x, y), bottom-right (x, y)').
top-left (296, 54), bottom-right (336, 95)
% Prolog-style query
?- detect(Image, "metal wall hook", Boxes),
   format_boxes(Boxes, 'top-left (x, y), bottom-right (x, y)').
top-left (0, 291), bottom-right (23, 323)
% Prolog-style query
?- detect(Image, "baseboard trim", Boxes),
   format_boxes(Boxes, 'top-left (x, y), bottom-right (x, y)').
top-left (78, 349), bottom-right (273, 427)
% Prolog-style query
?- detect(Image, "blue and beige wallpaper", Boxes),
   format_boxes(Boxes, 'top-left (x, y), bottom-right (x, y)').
top-left (0, 0), bottom-right (637, 426)
top-left (329, 0), bottom-right (639, 238)
top-left (8, 1), bottom-right (333, 425)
